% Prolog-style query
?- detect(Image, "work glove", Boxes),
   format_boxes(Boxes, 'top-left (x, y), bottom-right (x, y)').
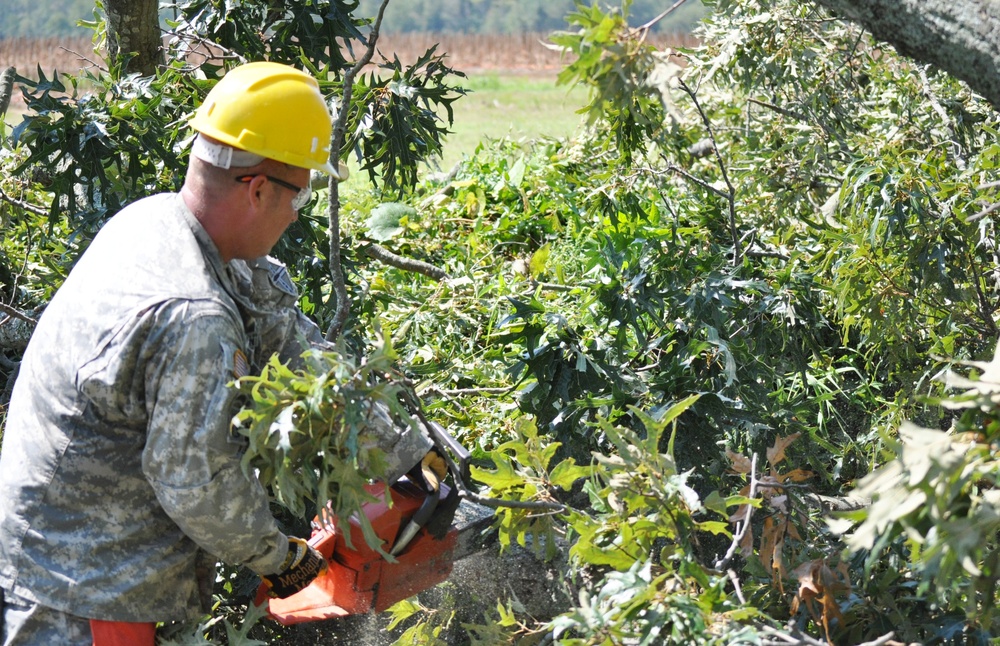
top-left (409, 448), bottom-right (459, 540)
top-left (260, 537), bottom-right (327, 599)
top-left (412, 448), bottom-right (448, 493)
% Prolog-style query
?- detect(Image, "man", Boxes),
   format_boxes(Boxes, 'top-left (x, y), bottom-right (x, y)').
top-left (0, 61), bottom-right (434, 645)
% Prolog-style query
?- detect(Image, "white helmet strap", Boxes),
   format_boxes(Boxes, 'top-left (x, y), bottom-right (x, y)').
top-left (191, 134), bottom-right (266, 169)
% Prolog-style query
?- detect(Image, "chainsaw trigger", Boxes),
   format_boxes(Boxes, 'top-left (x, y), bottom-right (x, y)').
top-left (389, 485), bottom-right (440, 556)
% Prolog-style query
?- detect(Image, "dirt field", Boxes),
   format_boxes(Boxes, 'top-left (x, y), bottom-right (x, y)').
top-left (0, 31), bottom-right (694, 108)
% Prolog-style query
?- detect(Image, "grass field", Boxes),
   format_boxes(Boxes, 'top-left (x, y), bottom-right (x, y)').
top-left (427, 73), bottom-right (588, 170)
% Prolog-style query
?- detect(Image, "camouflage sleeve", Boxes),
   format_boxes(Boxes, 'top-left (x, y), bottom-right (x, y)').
top-left (244, 257), bottom-right (434, 484)
top-left (141, 302), bottom-right (288, 576)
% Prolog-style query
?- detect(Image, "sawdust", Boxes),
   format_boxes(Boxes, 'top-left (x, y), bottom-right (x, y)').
top-left (283, 609), bottom-right (393, 645)
top-left (276, 541), bottom-right (570, 644)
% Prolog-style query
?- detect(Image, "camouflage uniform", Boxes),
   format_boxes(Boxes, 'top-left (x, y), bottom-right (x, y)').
top-left (1, 588), bottom-right (90, 646)
top-left (0, 192), bottom-right (431, 625)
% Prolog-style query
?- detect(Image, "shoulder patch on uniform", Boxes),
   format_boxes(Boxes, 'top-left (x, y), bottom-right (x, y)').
top-left (233, 348), bottom-right (250, 378)
top-left (268, 262), bottom-right (297, 296)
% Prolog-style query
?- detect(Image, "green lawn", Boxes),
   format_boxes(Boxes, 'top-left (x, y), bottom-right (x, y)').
top-left (436, 73), bottom-right (589, 169)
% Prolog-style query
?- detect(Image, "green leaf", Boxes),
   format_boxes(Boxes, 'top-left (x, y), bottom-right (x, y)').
top-left (507, 157), bottom-right (526, 187)
top-left (528, 244), bottom-right (550, 280)
top-left (696, 520), bottom-right (731, 536)
top-left (223, 602), bottom-right (268, 646)
top-left (549, 458), bottom-right (593, 490)
top-left (470, 460), bottom-right (523, 490)
top-left (385, 599), bottom-right (423, 630)
top-left (366, 202), bottom-right (416, 242)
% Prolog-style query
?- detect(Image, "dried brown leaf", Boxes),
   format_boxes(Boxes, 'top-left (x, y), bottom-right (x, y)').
top-left (767, 432), bottom-right (801, 465)
top-left (786, 518), bottom-right (802, 541)
top-left (726, 449), bottom-right (752, 474)
top-left (739, 522), bottom-right (754, 557)
top-left (773, 536), bottom-right (787, 593)
top-left (777, 468), bottom-right (814, 483)
top-left (759, 516), bottom-right (778, 576)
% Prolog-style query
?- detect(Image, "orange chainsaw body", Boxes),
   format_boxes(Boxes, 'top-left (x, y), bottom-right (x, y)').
top-left (258, 479), bottom-right (458, 625)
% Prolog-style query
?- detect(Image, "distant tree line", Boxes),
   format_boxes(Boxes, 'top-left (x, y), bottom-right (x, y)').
top-left (0, 0), bottom-right (95, 38)
top-left (1, 0), bottom-right (706, 39)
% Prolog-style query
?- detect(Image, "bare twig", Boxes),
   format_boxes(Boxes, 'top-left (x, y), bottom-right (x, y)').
top-left (746, 250), bottom-right (791, 261)
top-left (727, 569), bottom-right (746, 605)
top-left (58, 45), bottom-right (105, 72)
top-left (161, 28), bottom-right (242, 68)
top-left (326, 0), bottom-right (392, 341)
top-left (0, 187), bottom-right (48, 217)
top-left (759, 624), bottom-right (828, 646)
top-left (967, 248), bottom-right (1000, 336)
top-left (0, 303), bottom-right (36, 325)
top-left (760, 626), bottom-right (896, 646)
top-left (461, 490), bottom-right (566, 513)
top-left (747, 97), bottom-right (811, 123)
top-left (856, 633), bottom-right (899, 646)
top-left (968, 199), bottom-right (1000, 222)
top-left (634, 0), bottom-right (691, 37)
top-left (677, 78), bottom-right (742, 263)
top-left (714, 453), bottom-right (758, 570)
top-left (663, 163), bottom-right (731, 199)
top-left (919, 65), bottom-right (966, 169)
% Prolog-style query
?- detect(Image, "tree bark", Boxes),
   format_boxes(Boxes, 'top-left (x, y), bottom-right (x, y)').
top-left (0, 67), bottom-right (15, 118)
top-left (810, 0), bottom-right (1000, 111)
top-left (103, 0), bottom-right (163, 76)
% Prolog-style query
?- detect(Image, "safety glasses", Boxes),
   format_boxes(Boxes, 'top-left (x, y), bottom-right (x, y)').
top-left (235, 174), bottom-right (313, 211)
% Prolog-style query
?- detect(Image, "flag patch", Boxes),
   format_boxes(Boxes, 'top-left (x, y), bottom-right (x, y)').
top-left (233, 349), bottom-right (250, 378)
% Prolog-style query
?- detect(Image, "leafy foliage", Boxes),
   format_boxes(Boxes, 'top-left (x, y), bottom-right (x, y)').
top-left (6, 0), bottom-right (1000, 643)
top-left (166, 0), bottom-right (367, 70)
top-left (11, 63), bottom-right (195, 232)
top-left (346, 46), bottom-right (467, 195)
top-left (832, 343), bottom-right (1000, 637)
top-left (233, 338), bottom-right (414, 555)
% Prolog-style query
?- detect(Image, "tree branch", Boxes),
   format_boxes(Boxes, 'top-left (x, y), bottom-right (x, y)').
top-left (677, 78), bottom-right (742, 263)
top-left (0, 67), bottom-right (15, 119)
top-left (0, 303), bottom-right (36, 325)
top-left (714, 453), bottom-right (758, 570)
top-left (326, 0), bottom-right (392, 342)
top-left (0, 187), bottom-right (48, 217)
top-left (362, 243), bottom-right (449, 281)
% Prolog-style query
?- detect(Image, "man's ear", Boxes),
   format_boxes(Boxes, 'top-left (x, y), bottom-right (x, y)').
top-left (244, 174), bottom-right (267, 209)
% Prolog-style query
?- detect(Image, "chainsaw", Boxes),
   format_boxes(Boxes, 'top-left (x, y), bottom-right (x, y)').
top-left (254, 419), bottom-right (500, 625)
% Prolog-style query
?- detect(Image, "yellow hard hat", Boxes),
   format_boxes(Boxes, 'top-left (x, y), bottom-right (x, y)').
top-left (190, 61), bottom-right (345, 179)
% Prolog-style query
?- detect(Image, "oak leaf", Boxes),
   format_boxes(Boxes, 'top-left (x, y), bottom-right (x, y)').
top-left (726, 449), bottom-right (752, 474)
top-left (767, 432), bottom-right (801, 465)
